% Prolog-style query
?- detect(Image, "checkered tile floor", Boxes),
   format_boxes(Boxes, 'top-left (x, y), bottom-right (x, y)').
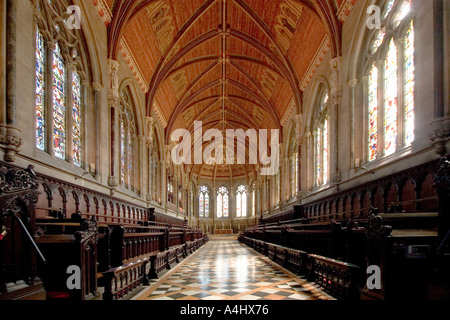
top-left (135, 240), bottom-right (333, 301)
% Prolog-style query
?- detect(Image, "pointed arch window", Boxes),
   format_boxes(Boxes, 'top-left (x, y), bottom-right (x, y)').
top-left (314, 87), bottom-right (330, 187)
top-left (289, 136), bottom-right (299, 198)
top-left (365, 0), bottom-right (415, 162)
top-left (35, 25), bottom-right (85, 168)
top-left (119, 88), bottom-right (138, 192)
top-left (199, 185), bottom-right (209, 218)
top-left (236, 185), bottom-right (247, 218)
top-left (252, 183), bottom-right (256, 217)
top-left (217, 187), bottom-right (229, 218)
top-left (72, 72), bottom-right (82, 166)
top-left (52, 43), bottom-right (66, 160)
top-left (35, 31), bottom-right (46, 151)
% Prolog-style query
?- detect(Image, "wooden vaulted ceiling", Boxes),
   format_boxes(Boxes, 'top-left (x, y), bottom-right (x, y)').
top-left (101, 0), bottom-right (351, 180)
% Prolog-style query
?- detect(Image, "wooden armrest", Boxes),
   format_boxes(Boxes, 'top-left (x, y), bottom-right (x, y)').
top-left (35, 234), bottom-right (76, 243)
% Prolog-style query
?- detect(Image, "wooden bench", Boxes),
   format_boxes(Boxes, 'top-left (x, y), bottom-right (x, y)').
top-left (308, 254), bottom-right (360, 300)
top-left (35, 217), bottom-right (99, 300)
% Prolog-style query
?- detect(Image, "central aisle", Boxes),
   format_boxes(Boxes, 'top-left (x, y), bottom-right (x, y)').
top-left (135, 239), bottom-right (332, 301)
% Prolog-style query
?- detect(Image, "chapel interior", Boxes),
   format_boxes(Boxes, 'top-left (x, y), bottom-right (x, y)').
top-left (0, 0), bottom-right (449, 301)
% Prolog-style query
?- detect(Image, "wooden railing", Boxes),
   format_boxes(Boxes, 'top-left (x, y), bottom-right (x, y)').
top-left (261, 159), bottom-right (441, 226)
top-left (308, 254), bottom-right (360, 300)
top-left (102, 258), bottom-right (150, 301)
top-left (240, 206), bottom-right (441, 300)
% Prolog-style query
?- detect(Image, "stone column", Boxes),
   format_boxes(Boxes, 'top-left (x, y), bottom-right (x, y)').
top-left (107, 59), bottom-right (120, 193)
top-left (146, 117), bottom-right (155, 201)
top-left (361, 75), bottom-right (369, 164)
top-left (283, 156), bottom-right (289, 201)
top-left (294, 114), bottom-right (302, 197)
top-left (138, 134), bottom-right (145, 196)
top-left (92, 82), bottom-right (103, 179)
top-left (41, 39), bottom-right (56, 158)
top-left (348, 79), bottom-right (358, 172)
top-left (329, 57), bottom-right (343, 185)
top-left (304, 131), bottom-right (312, 191)
top-left (81, 80), bottom-right (90, 170)
top-left (395, 37), bottom-right (406, 151)
top-left (1, 0), bottom-right (22, 162)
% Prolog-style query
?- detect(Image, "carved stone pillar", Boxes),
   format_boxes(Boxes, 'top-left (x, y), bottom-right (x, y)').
top-left (294, 114), bottom-right (302, 196)
top-left (146, 117), bottom-right (155, 201)
top-left (429, 117), bottom-right (450, 156)
top-left (107, 60), bottom-right (120, 192)
top-left (348, 79), bottom-right (358, 172)
top-left (92, 82), bottom-right (103, 179)
top-left (329, 57), bottom-right (343, 184)
top-left (1, 0), bottom-right (22, 162)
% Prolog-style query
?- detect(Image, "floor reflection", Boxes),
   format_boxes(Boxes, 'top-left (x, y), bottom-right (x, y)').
top-left (136, 240), bottom-right (332, 300)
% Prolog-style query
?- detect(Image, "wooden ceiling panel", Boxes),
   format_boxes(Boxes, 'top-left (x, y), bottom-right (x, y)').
top-left (100, 0), bottom-right (349, 179)
top-left (287, 9), bottom-right (327, 80)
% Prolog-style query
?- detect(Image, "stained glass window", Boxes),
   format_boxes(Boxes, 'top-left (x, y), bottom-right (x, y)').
top-left (290, 154), bottom-right (296, 197)
top-left (370, 28), bottom-right (386, 54)
top-left (199, 193), bottom-right (204, 217)
top-left (404, 22), bottom-right (415, 146)
top-left (384, 39), bottom-right (398, 156)
top-left (252, 185), bottom-right (256, 216)
top-left (52, 43), bottom-right (66, 160)
top-left (36, 30), bottom-right (46, 151)
top-left (204, 193), bottom-right (210, 217)
top-left (217, 193), bottom-right (223, 218)
top-left (315, 88), bottom-right (329, 187)
top-left (217, 187), bottom-right (229, 218)
top-left (323, 118), bottom-right (329, 184)
top-left (120, 119), bottom-right (126, 186)
top-left (72, 72), bottom-right (82, 166)
top-left (236, 192), bottom-right (242, 217)
top-left (199, 186), bottom-right (209, 218)
top-left (368, 64), bottom-right (378, 161)
top-left (393, 0), bottom-right (411, 28)
top-left (119, 89), bottom-right (137, 191)
top-left (128, 130), bottom-right (133, 188)
top-left (366, 0), bottom-right (415, 162)
top-left (315, 127), bottom-right (321, 186)
top-left (382, 0), bottom-right (396, 20)
top-left (236, 185), bottom-right (247, 218)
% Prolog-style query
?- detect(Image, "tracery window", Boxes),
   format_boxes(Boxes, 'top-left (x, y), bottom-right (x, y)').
top-left (366, 0), bottom-right (415, 162)
top-left (52, 43), bottom-right (66, 160)
top-left (313, 87), bottom-right (330, 187)
top-left (119, 88), bottom-right (138, 191)
top-left (236, 185), bottom-right (247, 218)
top-left (199, 185), bottom-right (209, 218)
top-left (289, 137), bottom-right (299, 198)
top-left (217, 187), bottom-right (229, 218)
top-left (72, 72), bottom-right (82, 166)
top-left (252, 183), bottom-right (256, 217)
top-left (34, 0), bottom-right (88, 168)
top-left (35, 31), bottom-right (46, 151)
